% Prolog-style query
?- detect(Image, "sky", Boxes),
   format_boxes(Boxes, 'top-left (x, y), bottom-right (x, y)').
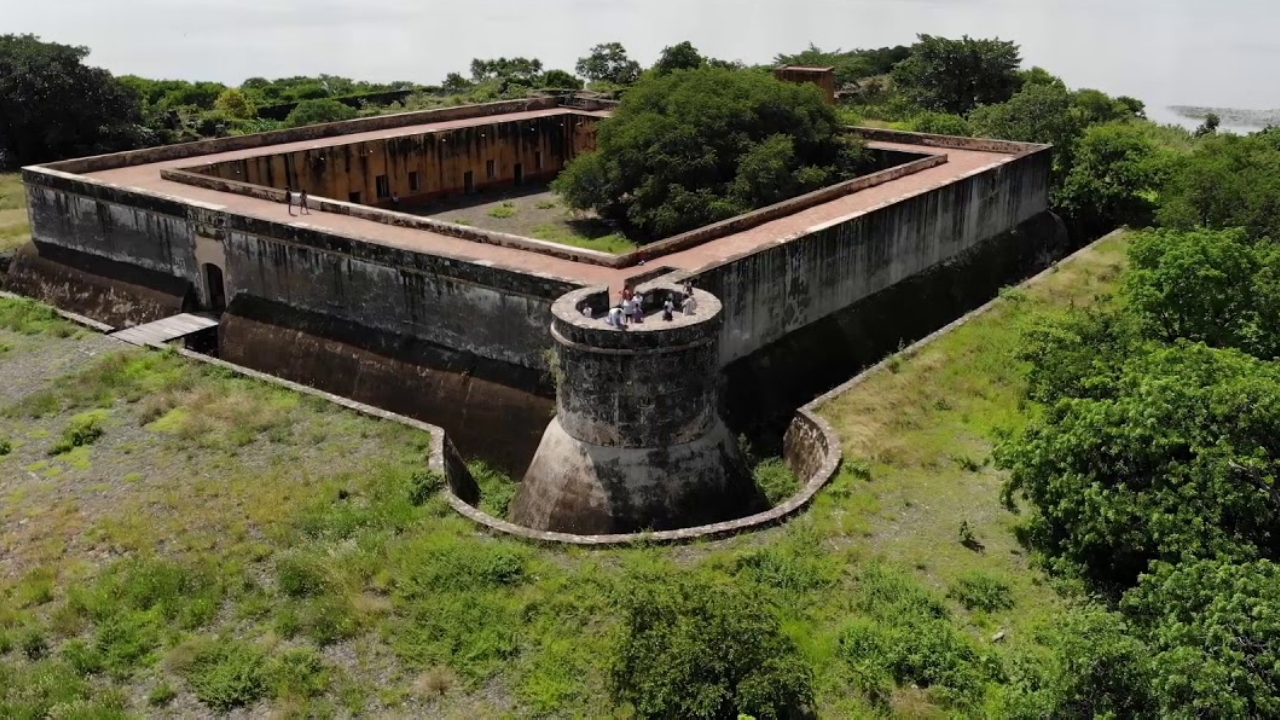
top-left (10, 0), bottom-right (1279, 125)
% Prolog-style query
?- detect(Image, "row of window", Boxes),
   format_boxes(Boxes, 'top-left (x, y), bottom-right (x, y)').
top-left (361, 151), bottom-right (545, 202)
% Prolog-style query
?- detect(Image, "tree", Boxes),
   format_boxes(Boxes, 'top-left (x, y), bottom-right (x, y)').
top-left (1057, 122), bottom-right (1166, 236)
top-left (891, 35), bottom-right (1022, 115)
top-left (213, 88), bottom-right (256, 120)
top-left (653, 41), bottom-right (705, 75)
top-left (441, 72), bottom-right (473, 94)
top-left (970, 82), bottom-right (1084, 182)
top-left (1195, 112), bottom-right (1221, 138)
top-left (539, 69), bottom-right (583, 90)
top-left (907, 112), bottom-right (972, 137)
top-left (282, 99), bottom-right (356, 128)
top-left (469, 57), bottom-right (543, 85)
top-left (1157, 132), bottom-right (1280, 242)
top-left (611, 573), bottom-right (814, 719)
top-left (774, 44), bottom-right (910, 87)
top-left (554, 68), bottom-right (866, 239)
top-left (1124, 228), bottom-right (1280, 358)
top-left (998, 608), bottom-right (1156, 718)
top-left (1122, 559), bottom-right (1280, 717)
top-left (998, 341), bottom-right (1280, 591)
top-left (575, 42), bottom-right (642, 86)
top-left (1071, 88), bottom-right (1139, 126)
top-left (0, 34), bottom-right (143, 167)
top-left (1018, 66), bottom-right (1066, 90)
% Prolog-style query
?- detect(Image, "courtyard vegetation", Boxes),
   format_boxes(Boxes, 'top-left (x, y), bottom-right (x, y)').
top-left (5, 26), bottom-right (1280, 720)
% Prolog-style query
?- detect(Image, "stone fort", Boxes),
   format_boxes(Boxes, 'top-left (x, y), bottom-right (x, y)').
top-left (6, 80), bottom-right (1059, 537)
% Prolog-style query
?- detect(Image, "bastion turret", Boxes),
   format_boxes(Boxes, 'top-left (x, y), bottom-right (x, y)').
top-left (510, 283), bottom-right (761, 534)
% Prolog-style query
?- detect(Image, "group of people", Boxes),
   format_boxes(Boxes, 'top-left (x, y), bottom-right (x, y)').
top-left (596, 283), bottom-right (698, 329)
top-left (285, 187), bottom-right (310, 217)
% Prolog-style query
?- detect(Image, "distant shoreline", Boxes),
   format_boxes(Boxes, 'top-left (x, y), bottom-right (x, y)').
top-left (1170, 105), bottom-right (1279, 130)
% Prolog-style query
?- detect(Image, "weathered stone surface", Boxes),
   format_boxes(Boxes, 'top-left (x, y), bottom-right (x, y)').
top-left (512, 283), bottom-right (763, 533)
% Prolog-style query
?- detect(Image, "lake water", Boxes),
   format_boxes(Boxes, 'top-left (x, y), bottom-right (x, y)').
top-left (12, 0), bottom-right (1280, 130)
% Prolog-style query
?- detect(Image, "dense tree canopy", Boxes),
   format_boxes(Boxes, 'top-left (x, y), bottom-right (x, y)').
top-left (969, 81), bottom-right (1084, 176)
top-left (0, 34), bottom-right (143, 167)
top-left (653, 41), bottom-right (705, 75)
top-left (1057, 123), bottom-right (1167, 236)
top-left (774, 43), bottom-right (910, 87)
top-left (892, 34), bottom-right (1022, 115)
top-left (575, 42), bottom-right (642, 86)
top-left (999, 340), bottom-right (1280, 590)
top-left (611, 573), bottom-right (813, 720)
top-left (1125, 228), bottom-right (1280, 358)
top-left (1122, 559), bottom-right (1280, 718)
top-left (554, 68), bottom-right (865, 239)
top-left (282, 99), bottom-right (357, 129)
top-left (1157, 132), bottom-right (1280, 242)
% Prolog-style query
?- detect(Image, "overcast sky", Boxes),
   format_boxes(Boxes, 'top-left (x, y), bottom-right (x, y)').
top-left (10, 0), bottom-right (1279, 122)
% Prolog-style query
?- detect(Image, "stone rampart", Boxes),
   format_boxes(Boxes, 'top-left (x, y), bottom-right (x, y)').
top-left (697, 146), bottom-right (1053, 364)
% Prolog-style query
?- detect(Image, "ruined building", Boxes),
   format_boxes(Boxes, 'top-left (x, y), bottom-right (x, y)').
top-left (6, 97), bottom-right (1058, 535)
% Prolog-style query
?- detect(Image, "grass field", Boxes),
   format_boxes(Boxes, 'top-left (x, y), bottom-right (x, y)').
top-left (419, 187), bottom-right (639, 255)
top-left (0, 233), bottom-right (1128, 718)
top-left (0, 174), bottom-right (30, 254)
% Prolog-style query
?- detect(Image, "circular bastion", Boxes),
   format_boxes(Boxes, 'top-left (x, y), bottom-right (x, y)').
top-left (510, 282), bottom-right (763, 534)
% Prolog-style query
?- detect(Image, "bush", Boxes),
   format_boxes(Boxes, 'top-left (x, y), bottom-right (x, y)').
top-left (610, 571), bottom-right (814, 720)
top-left (555, 67), bottom-right (865, 239)
top-left (183, 639), bottom-right (269, 711)
top-left (408, 469), bottom-right (444, 506)
top-left (283, 98), bottom-right (356, 128)
top-left (948, 572), bottom-right (1015, 613)
top-left (0, 438), bottom-right (11, 456)
top-left (49, 409), bottom-right (107, 455)
top-left (269, 647), bottom-right (331, 699)
top-left (20, 626), bottom-right (48, 659)
top-left (275, 553), bottom-right (329, 598)
top-left (909, 111), bottom-right (973, 137)
top-left (752, 458), bottom-right (800, 506)
top-left (470, 461), bottom-right (519, 519)
top-left (148, 682), bottom-right (177, 707)
top-left (488, 202), bottom-right (518, 219)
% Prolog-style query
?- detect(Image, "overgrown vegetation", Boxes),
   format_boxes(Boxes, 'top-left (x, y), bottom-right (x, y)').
top-left (554, 67), bottom-right (867, 239)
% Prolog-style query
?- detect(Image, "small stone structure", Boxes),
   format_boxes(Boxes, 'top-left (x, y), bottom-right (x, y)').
top-left (511, 283), bottom-right (761, 533)
top-left (774, 65), bottom-right (838, 105)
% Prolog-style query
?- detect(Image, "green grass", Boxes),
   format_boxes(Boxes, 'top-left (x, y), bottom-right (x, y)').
top-left (0, 173), bottom-right (30, 253)
top-left (488, 201), bottom-right (518, 219)
top-left (530, 222), bottom-right (637, 254)
top-left (0, 234), bottom-right (1130, 717)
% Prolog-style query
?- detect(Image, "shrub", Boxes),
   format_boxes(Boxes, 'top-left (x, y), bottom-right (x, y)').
top-left (183, 639), bottom-right (269, 711)
top-left (752, 458), bottom-right (800, 506)
top-left (0, 437), bottom-right (11, 456)
top-left (63, 640), bottom-right (105, 676)
top-left (269, 647), bottom-right (331, 699)
top-left (95, 610), bottom-right (164, 676)
top-left (488, 202), bottom-right (518, 219)
top-left (148, 682), bottom-right (177, 707)
top-left (275, 553), bottom-right (329, 598)
top-left (19, 626), bottom-right (48, 659)
top-left (408, 469), bottom-right (444, 506)
top-left (470, 461), bottom-right (518, 518)
top-left (610, 571), bottom-right (814, 720)
top-left (948, 572), bottom-right (1015, 613)
top-left (48, 409), bottom-right (107, 455)
top-left (299, 595), bottom-right (362, 647)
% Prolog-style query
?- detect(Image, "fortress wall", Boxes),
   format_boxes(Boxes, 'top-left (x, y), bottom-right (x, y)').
top-left (192, 113), bottom-right (600, 207)
top-left (219, 217), bottom-right (582, 371)
top-left (41, 97), bottom-right (561, 174)
top-left (21, 170), bottom-right (199, 282)
top-left (697, 147), bottom-right (1052, 364)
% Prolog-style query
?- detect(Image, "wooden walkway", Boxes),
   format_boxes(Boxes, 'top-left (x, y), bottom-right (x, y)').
top-left (109, 314), bottom-right (219, 347)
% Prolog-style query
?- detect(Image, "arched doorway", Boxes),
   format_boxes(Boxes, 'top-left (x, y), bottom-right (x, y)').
top-left (203, 263), bottom-right (226, 313)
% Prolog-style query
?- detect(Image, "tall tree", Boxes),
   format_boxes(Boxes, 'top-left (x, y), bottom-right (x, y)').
top-left (1157, 132), bottom-right (1280, 242)
top-left (575, 42), bottom-right (642, 86)
top-left (554, 68), bottom-right (865, 239)
top-left (892, 35), bottom-right (1022, 115)
top-left (1057, 122), bottom-right (1166, 236)
top-left (653, 41), bottom-right (705, 75)
top-left (0, 34), bottom-right (142, 167)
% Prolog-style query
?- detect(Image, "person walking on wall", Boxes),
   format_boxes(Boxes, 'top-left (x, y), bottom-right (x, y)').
top-left (299, 189), bottom-right (310, 215)
top-left (285, 186), bottom-right (296, 216)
